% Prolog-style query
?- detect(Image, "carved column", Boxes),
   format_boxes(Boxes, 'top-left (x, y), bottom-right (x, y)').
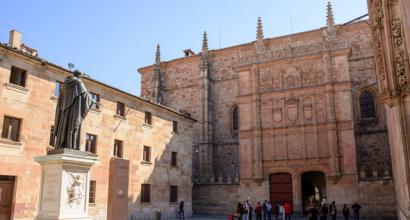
top-left (251, 65), bottom-right (263, 180)
top-left (368, 0), bottom-right (410, 219)
top-left (323, 52), bottom-right (341, 179)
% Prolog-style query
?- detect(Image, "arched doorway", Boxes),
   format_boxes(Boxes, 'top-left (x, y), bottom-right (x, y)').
top-left (269, 173), bottom-right (292, 206)
top-left (301, 171), bottom-right (326, 214)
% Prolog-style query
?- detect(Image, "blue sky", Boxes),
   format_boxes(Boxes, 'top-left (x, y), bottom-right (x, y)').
top-left (1, 0), bottom-right (368, 96)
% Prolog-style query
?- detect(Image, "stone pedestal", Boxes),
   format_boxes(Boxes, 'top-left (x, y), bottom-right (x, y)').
top-left (34, 149), bottom-right (98, 220)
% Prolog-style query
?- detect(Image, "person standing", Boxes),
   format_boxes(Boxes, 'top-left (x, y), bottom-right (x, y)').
top-left (307, 205), bottom-right (319, 220)
top-left (342, 204), bottom-right (350, 220)
top-left (274, 203), bottom-right (279, 220)
top-left (329, 201), bottom-right (337, 220)
top-left (266, 201), bottom-right (272, 220)
top-left (279, 204), bottom-right (285, 220)
top-left (243, 201), bottom-right (249, 220)
top-left (179, 201), bottom-right (185, 220)
top-left (319, 202), bottom-right (329, 220)
top-left (237, 202), bottom-right (245, 220)
top-left (255, 202), bottom-right (263, 220)
top-left (247, 200), bottom-right (253, 220)
top-left (284, 202), bottom-right (292, 220)
top-left (351, 202), bottom-right (362, 220)
top-left (263, 200), bottom-right (268, 220)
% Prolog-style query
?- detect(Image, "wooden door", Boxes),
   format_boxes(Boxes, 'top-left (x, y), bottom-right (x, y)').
top-left (269, 173), bottom-right (292, 205)
top-left (0, 181), bottom-right (14, 220)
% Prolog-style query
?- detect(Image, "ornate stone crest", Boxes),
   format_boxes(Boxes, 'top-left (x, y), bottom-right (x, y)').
top-left (285, 98), bottom-right (299, 122)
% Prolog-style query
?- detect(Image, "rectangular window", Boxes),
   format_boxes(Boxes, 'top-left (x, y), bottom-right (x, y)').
top-left (85, 134), bottom-right (97, 154)
top-left (172, 121), bottom-right (178, 133)
top-left (90, 92), bottom-right (100, 110)
top-left (89, 180), bottom-right (96, 204)
top-left (114, 139), bottom-right (123, 158)
top-left (143, 146), bottom-right (151, 163)
top-left (171, 152), bottom-right (177, 167)
top-left (144, 111), bottom-right (152, 125)
top-left (54, 81), bottom-right (62, 97)
top-left (9, 66), bottom-right (27, 87)
top-left (170, 185), bottom-right (178, 203)
top-left (49, 126), bottom-right (55, 146)
top-left (141, 184), bottom-right (151, 203)
top-left (1, 116), bottom-right (21, 142)
top-left (116, 102), bottom-right (125, 117)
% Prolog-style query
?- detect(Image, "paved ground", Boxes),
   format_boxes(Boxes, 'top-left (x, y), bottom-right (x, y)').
top-left (178, 215), bottom-right (343, 220)
top-left (176, 215), bottom-right (350, 220)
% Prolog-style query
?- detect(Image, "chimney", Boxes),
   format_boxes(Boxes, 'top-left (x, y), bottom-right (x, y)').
top-left (183, 49), bottom-right (195, 57)
top-left (9, 30), bottom-right (22, 49)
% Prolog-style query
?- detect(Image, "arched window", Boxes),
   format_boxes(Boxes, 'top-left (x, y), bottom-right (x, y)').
top-left (232, 106), bottom-right (239, 132)
top-left (359, 91), bottom-right (376, 119)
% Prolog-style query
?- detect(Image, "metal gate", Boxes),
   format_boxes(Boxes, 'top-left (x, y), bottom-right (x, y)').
top-left (269, 173), bottom-right (292, 205)
top-left (0, 181), bottom-right (14, 220)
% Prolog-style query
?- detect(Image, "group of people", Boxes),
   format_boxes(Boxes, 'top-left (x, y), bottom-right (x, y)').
top-left (236, 200), bottom-right (293, 220)
top-left (306, 201), bottom-right (362, 220)
top-left (234, 200), bottom-right (363, 220)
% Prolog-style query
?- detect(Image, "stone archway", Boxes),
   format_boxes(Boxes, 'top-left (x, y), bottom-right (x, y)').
top-left (269, 173), bottom-right (293, 206)
top-left (301, 171), bottom-right (326, 214)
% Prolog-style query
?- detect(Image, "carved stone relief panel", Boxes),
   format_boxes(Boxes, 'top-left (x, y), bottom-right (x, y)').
top-left (318, 127), bottom-right (330, 158)
top-left (303, 96), bottom-right (314, 121)
top-left (273, 131), bottom-right (287, 160)
top-left (285, 97), bottom-right (299, 123)
top-left (283, 67), bottom-right (301, 89)
top-left (305, 129), bottom-right (318, 158)
top-left (261, 100), bottom-right (272, 128)
top-left (272, 100), bottom-right (283, 126)
top-left (392, 19), bottom-right (410, 95)
top-left (287, 131), bottom-right (303, 159)
top-left (259, 67), bottom-right (283, 91)
top-left (315, 94), bottom-right (327, 122)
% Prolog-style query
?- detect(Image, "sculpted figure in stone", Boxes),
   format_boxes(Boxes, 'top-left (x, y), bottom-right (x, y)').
top-left (54, 70), bottom-right (95, 150)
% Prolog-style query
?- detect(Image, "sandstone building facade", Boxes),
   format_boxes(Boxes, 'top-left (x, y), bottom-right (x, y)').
top-left (0, 31), bottom-right (195, 220)
top-left (139, 3), bottom-right (396, 218)
top-left (367, 0), bottom-right (410, 219)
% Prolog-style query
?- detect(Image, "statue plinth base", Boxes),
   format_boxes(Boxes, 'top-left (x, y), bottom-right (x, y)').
top-left (34, 149), bottom-right (98, 220)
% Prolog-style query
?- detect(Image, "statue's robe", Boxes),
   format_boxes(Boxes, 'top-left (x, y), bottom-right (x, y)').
top-left (54, 76), bottom-right (93, 150)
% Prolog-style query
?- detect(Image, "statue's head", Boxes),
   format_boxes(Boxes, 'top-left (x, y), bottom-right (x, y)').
top-left (73, 70), bottom-right (83, 78)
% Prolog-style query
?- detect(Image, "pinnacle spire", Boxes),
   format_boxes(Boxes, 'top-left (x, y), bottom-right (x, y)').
top-left (201, 31), bottom-right (209, 68)
top-left (155, 44), bottom-right (161, 66)
top-left (255, 17), bottom-right (265, 51)
top-left (326, 1), bottom-right (335, 33)
top-left (202, 31), bottom-right (208, 56)
top-left (257, 17), bottom-right (264, 41)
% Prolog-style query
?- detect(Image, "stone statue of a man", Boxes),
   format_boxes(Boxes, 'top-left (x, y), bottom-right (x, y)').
top-left (54, 70), bottom-right (94, 150)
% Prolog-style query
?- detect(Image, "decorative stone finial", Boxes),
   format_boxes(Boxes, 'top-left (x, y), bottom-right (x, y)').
top-left (201, 31), bottom-right (209, 67)
top-left (257, 17), bottom-right (264, 40)
top-left (326, 1), bottom-right (336, 38)
top-left (155, 44), bottom-right (161, 67)
top-left (202, 31), bottom-right (208, 57)
top-left (255, 17), bottom-right (265, 51)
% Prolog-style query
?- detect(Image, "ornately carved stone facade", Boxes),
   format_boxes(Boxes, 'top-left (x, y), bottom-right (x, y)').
top-left (367, 0), bottom-right (410, 219)
top-left (139, 3), bottom-right (396, 218)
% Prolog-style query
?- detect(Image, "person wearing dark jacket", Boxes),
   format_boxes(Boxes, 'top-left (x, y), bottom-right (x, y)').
top-left (262, 201), bottom-right (268, 220)
top-left (329, 201), bottom-right (337, 220)
top-left (319, 203), bottom-right (329, 220)
top-left (179, 201), bottom-right (185, 219)
top-left (307, 205), bottom-right (319, 220)
top-left (237, 202), bottom-right (245, 220)
top-left (342, 204), bottom-right (350, 220)
top-left (351, 202), bottom-right (362, 220)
